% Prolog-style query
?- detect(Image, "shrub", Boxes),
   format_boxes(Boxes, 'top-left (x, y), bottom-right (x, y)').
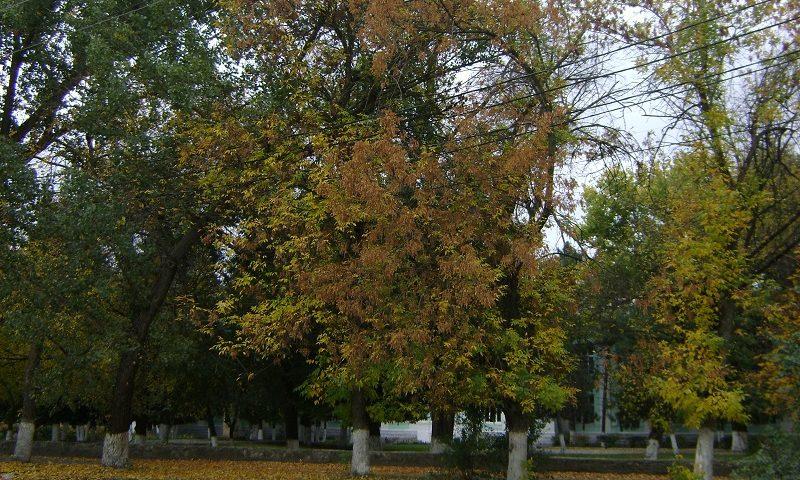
top-left (667, 455), bottom-right (703, 480)
top-left (733, 428), bottom-right (800, 480)
top-left (442, 410), bottom-right (498, 480)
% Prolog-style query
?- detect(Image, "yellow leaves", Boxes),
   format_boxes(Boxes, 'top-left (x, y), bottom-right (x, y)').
top-left (652, 328), bottom-right (747, 428)
top-left (0, 459), bottom-right (434, 480)
top-left (0, 459), bottom-right (684, 480)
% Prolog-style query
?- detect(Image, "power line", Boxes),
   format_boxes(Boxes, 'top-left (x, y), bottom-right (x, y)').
top-left (436, 14), bottom-right (798, 127)
top-left (307, 45), bottom-right (798, 159)
top-left (135, 42), bottom-right (799, 192)
top-left (448, 48), bottom-right (800, 151)
top-left (213, 46), bottom-right (797, 201)
top-left (278, 7), bottom-right (800, 146)
top-left (281, 0), bottom-right (775, 140)
top-left (436, 0), bottom-right (774, 102)
top-left (445, 51), bottom-right (798, 156)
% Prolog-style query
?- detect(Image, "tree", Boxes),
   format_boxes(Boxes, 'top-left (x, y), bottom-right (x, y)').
top-left (616, 1), bottom-right (800, 476)
top-left (579, 166), bottom-right (673, 459)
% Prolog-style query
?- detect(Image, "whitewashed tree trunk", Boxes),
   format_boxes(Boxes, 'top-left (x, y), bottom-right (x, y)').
top-left (257, 427), bottom-right (264, 441)
top-left (50, 424), bottom-right (60, 442)
top-left (271, 424), bottom-right (277, 442)
top-left (351, 390), bottom-right (371, 475)
top-left (210, 435), bottom-right (218, 448)
top-left (13, 422), bottom-right (35, 462)
top-left (287, 438), bottom-right (300, 450)
top-left (321, 422), bottom-right (327, 443)
top-left (76, 425), bottom-right (83, 442)
top-left (731, 430), bottom-right (747, 453)
top-left (5, 429), bottom-right (12, 441)
top-left (351, 428), bottom-right (370, 476)
top-left (507, 429), bottom-right (528, 480)
top-left (670, 433), bottom-right (679, 454)
top-left (15, 343), bottom-right (40, 463)
top-left (645, 438), bottom-right (659, 460)
top-left (101, 432), bottom-right (130, 468)
top-left (693, 427), bottom-right (714, 480)
top-left (558, 433), bottom-right (566, 453)
top-left (430, 438), bottom-right (447, 454)
top-left (430, 410), bottom-right (455, 454)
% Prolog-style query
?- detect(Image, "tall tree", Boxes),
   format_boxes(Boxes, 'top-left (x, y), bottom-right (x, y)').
top-left (617, 1), bottom-right (800, 476)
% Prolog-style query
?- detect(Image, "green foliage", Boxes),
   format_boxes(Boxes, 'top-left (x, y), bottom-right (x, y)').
top-left (668, 458), bottom-right (703, 480)
top-left (733, 430), bottom-right (800, 480)
top-left (441, 410), bottom-right (502, 480)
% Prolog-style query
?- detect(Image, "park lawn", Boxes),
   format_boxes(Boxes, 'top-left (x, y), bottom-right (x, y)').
top-left (547, 450), bottom-right (744, 461)
top-left (0, 458), bottom-right (727, 480)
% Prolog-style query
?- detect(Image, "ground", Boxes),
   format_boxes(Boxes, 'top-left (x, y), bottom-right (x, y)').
top-left (0, 458), bottom-right (729, 480)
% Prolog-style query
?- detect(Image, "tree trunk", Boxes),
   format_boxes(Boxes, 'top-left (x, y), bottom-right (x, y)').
top-left (693, 426), bottom-right (715, 480)
top-left (284, 403), bottom-right (300, 449)
top-left (101, 432), bottom-right (129, 468)
top-left (207, 410), bottom-right (217, 447)
top-left (555, 416), bottom-right (570, 453)
top-left (368, 419), bottom-right (382, 451)
top-left (321, 421), bottom-right (327, 443)
top-left (132, 420), bottom-right (146, 445)
top-left (645, 438), bottom-right (659, 460)
top-left (5, 429), bottom-right (13, 441)
top-left (102, 347), bottom-right (138, 467)
top-left (103, 226), bottom-right (201, 468)
top-left (600, 353), bottom-right (609, 433)
top-left (158, 424), bottom-right (171, 444)
top-left (50, 424), bottom-right (60, 442)
top-left (645, 423), bottom-right (661, 460)
top-left (271, 423), bottom-right (278, 442)
top-left (14, 342), bottom-right (41, 462)
top-left (430, 409), bottom-right (455, 454)
top-left (730, 423), bottom-right (747, 453)
top-left (13, 422), bottom-right (35, 463)
top-left (223, 411), bottom-right (234, 439)
top-left (350, 390), bottom-right (370, 476)
top-left (670, 433), bottom-right (679, 454)
top-left (505, 403), bottom-right (530, 480)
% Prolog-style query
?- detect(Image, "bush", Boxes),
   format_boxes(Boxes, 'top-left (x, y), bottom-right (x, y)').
top-left (668, 457), bottom-right (702, 480)
top-left (442, 410), bottom-right (501, 480)
top-left (439, 411), bottom-right (546, 480)
top-left (733, 429), bottom-right (800, 480)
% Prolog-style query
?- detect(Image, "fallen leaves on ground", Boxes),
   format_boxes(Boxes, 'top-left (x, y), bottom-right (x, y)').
top-left (0, 458), bottom-right (723, 480)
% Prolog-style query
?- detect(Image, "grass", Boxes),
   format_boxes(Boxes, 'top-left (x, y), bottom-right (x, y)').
top-left (545, 450), bottom-right (745, 462)
top-left (382, 443), bottom-right (430, 452)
